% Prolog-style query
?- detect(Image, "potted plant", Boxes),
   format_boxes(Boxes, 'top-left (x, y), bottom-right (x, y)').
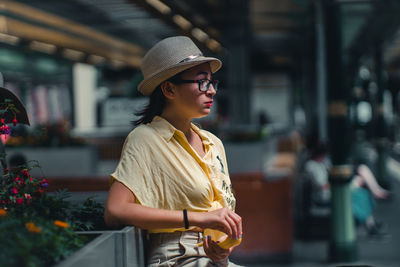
top-left (0, 86), bottom-right (145, 266)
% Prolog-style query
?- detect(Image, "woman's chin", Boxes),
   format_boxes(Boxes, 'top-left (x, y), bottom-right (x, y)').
top-left (192, 115), bottom-right (207, 121)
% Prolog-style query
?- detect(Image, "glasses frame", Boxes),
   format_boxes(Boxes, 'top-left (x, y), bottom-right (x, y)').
top-left (172, 79), bottom-right (219, 92)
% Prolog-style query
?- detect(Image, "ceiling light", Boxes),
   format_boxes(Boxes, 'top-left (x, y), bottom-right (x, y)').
top-left (88, 54), bottom-right (106, 65)
top-left (0, 32), bottom-right (19, 45)
top-left (172, 14), bottom-right (192, 31)
top-left (111, 60), bottom-right (126, 69)
top-left (191, 28), bottom-right (208, 42)
top-left (145, 0), bottom-right (171, 15)
top-left (29, 40), bottom-right (56, 54)
top-left (206, 38), bottom-right (221, 52)
top-left (62, 48), bottom-right (85, 61)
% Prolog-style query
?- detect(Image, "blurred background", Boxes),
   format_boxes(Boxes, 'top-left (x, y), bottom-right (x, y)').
top-left (1, 0), bottom-right (400, 266)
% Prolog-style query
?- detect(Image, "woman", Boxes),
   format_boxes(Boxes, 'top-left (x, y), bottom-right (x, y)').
top-left (304, 139), bottom-right (389, 236)
top-left (104, 36), bottom-right (242, 266)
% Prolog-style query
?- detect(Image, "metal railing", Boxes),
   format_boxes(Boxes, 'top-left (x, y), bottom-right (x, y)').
top-left (56, 226), bottom-right (146, 267)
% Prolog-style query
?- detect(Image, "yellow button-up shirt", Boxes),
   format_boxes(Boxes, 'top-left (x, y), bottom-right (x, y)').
top-left (111, 116), bottom-right (236, 233)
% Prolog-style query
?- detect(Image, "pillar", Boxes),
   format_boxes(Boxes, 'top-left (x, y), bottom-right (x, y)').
top-left (226, 0), bottom-right (251, 124)
top-left (324, 0), bottom-right (357, 262)
top-left (374, 43), bottom-right (391, 190)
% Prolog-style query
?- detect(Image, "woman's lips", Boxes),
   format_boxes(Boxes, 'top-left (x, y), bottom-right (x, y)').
top-left (205, 101), bottom-right (213, 107)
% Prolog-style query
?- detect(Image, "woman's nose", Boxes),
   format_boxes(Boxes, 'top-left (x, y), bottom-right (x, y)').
top-left (206, 84), bottom-right (217, 96)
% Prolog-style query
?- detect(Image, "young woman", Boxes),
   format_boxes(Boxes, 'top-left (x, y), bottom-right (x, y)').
top-left (104, 36), bottom-right (242, 266)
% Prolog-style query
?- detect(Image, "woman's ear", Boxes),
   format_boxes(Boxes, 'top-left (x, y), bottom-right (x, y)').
top-left (160, 81), bottom-right (176, 99)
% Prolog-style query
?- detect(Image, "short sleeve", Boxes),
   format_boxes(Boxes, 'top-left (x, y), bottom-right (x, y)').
top-left (110, 127), bottom-right (160, 207)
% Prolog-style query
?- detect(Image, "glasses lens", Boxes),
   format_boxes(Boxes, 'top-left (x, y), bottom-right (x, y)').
top-left (199, 80), bottom-right (208, 92)
top-left (199, 80), bottom-right (218, 92)
top-left (212, 80), bottom-right (219, 91)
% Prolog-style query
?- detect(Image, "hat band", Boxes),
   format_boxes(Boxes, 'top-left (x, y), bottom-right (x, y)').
top-left (179, 53), bottom-right (203, 63)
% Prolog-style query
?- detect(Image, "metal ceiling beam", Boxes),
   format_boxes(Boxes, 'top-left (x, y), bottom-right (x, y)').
top-left (0, 1), bottom-right (145, 67)
top-left (130, 0), bottom-right (224, 55)
top-left (347, 1), bottom-right (400, 68)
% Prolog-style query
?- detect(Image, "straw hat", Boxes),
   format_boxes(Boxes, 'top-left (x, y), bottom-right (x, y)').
top-left (138, 36), bottom-right (222, 96)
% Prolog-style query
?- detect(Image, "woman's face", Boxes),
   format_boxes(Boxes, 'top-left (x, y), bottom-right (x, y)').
top-left (172, 63), bottom-right (216, 119)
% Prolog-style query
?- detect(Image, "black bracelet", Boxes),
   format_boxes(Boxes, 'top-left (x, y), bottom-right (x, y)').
top-left (183, 209), bottom-right (189, 229)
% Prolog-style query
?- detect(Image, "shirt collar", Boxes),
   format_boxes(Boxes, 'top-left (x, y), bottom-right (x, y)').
top-left (149, 116), bottom-right (175, 141)
top-left (149, 116), bottom-right (214, 146)
top-left (191, 122), bottom-right (214, 146)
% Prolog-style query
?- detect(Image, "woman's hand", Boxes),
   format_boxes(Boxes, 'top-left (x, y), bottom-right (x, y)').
top-left (202, 235), bottom-right (232, 263)
top-left (190, 208), bottom-right (242, 240)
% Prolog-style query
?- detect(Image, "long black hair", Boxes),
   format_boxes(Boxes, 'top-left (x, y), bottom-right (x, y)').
top-left (133, 72), bottom-right (183, 126)
top-left (132, 86), bottom-right (165, 126)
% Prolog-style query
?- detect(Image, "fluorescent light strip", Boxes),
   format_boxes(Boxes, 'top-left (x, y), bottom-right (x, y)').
top-left (191, 27), bottom-right (208, 42)
top-left (29, 40), bottom-right (56, 54)
top-left (206, 38), bottom-right (221, 52)
top-left (172, 14), bottom-right (192, 31)
top-left (0, 32), bottom-right (19, 45)
top-left (111, 59), bottom-right (126, 68)
top-left (146, 0), bottom-right (171, 14)
top-left (88, 54), bottom-right (106, 64)
top-left (62, 48), bottom-right (85, 61)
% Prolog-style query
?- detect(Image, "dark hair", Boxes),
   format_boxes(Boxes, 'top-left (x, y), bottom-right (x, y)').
top-left (132, 72), bottom-right (185, 126)
top-left (132, 86), bottom-right (166, 126)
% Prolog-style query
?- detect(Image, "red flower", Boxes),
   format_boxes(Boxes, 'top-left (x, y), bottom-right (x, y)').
top-left (1, 118), bottom-right (4, 124)
top-left (15, 198), bottom-right (24, 204)
top-left (9, 188), bottom-right (18, 195)
top-left (15, 177), bottom-right (22, 184)
top-left (13, 117), bottom-right (17, 126)
top-left (0, 125), bottom-right (10, 135)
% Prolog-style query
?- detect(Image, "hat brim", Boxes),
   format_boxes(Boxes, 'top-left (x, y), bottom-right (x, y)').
top-left (138, 56), bottom-right (222, 96)
top-left (0, 87), bottom-right (30, 125)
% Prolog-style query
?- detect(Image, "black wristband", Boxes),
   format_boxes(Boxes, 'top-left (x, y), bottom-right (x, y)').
top-left (183, 209), bottom-right (189, 229)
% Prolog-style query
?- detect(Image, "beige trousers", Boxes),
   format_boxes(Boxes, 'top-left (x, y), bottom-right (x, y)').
top-left (147, 231), bottom-right (242, 267)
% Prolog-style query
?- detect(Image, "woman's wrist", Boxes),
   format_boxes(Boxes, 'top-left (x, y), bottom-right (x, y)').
top-left (186, 210), bottom-right (202, 228)
top-left (183, 209), bottom-right (189, 229)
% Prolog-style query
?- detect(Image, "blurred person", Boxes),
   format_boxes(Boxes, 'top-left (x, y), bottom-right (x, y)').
top-left (304, 140), bottom-right (389, 237)
top-left (104, 36), bottom-right (242, 266)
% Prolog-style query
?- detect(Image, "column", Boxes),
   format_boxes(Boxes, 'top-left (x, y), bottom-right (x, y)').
top-left (374, 44), bottom-right (391, 190)
top-left (315, 0), bottom-right (328, 142)
top-left (324, 0), bottom-right (357, 262)
top-left (226, 0), bottom-right (251, 124)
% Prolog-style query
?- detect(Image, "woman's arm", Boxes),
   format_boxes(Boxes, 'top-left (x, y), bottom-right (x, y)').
top-left (104, 181), bottom-right (242, 240)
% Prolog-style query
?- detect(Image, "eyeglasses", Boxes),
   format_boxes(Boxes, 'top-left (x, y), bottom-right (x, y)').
top-left (173, 79), bottom-right (219, 92)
